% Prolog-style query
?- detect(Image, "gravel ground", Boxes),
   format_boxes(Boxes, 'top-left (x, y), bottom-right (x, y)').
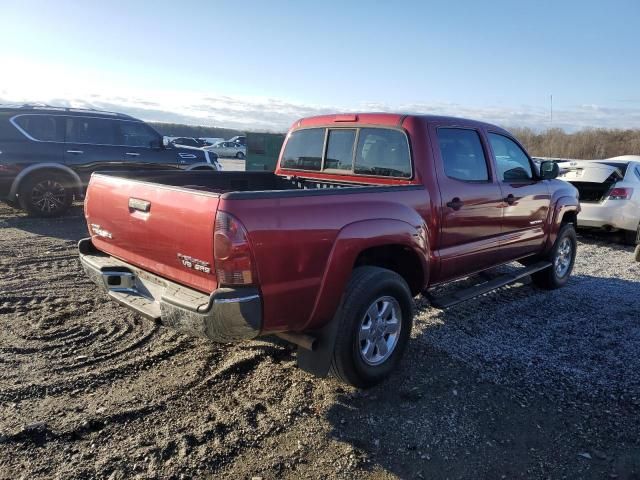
top-left (0, 202), bottom-right (638, 479)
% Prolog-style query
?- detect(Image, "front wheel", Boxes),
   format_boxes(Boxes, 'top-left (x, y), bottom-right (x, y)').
top-left (329, 266), bottom-right (414, 388)
top-left (236, 151), bottom-right (245, 160)
top-left (18, 172), bottom-right (73, 217)
top-left (531, 223), bottom-right (577, 289)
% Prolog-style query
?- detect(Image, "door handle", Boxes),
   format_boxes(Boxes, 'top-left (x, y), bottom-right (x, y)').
top-left (446, 197), bottom-right (464, 210)
top-left (504, 194), bottom-right (516, 205)
top-left (128, 198), bottom-right (151, 213)
top-left (67, 150), bottom-right (83, 154)
top-left (125, 152), bottom-right (140, 157)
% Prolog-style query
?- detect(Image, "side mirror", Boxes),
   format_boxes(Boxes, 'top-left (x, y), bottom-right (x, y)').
top-left (162, 136), bottom-right (170, 147)
top-left (540, 161), bottom-right (559, 180)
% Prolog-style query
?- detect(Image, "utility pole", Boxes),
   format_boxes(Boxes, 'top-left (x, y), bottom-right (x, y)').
top-left (548, 94), bottom-right (553, 158)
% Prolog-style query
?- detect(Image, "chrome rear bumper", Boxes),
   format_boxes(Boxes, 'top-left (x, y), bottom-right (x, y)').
top-left (78, 238), bottom-right (262, 342)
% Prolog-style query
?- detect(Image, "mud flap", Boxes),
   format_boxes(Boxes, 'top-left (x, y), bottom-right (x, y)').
top-left (296, 313), bottom-right (342, 378)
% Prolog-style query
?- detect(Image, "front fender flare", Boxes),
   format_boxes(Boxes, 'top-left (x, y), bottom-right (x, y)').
top-left (9, 163), bottom-right (83, 199)
top-left (546, 195), bottom-right (580, 251)
top-left (185, 162), bottom-right (219, 171)
top-left (303, 218), bottom-right (429, 332)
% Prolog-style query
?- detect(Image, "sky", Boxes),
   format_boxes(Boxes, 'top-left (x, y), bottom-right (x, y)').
top-left (1, 0), bottom-right (639, 132)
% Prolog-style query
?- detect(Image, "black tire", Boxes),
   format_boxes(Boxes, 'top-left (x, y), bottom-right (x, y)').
top-left (531, 223), bottom-right (577, 289)
top-left (18, 172), bottom-right (73, 217)
top-left (622, 229), bottom-right (638, 246)
top-left (236, 151), bottom-right (245, 159)
top-left (329, 266), bottom-right (414, 388)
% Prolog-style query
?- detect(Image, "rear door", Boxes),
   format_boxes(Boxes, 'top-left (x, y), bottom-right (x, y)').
top-left (63, 116), bottom-right (134, 187)
top-left (432, 126), bottom-right (504, 281)
top-left (486, 132), bottom-right (550, 260)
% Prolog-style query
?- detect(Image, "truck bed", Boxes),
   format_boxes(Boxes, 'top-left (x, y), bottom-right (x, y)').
top-left (84, 170), bottom-right (421, 297)
top-left (98, 170), bottom-right (374, 196)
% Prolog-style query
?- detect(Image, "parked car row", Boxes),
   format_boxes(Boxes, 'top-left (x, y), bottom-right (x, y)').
top-left (0, 104), bottom-right (221, 216)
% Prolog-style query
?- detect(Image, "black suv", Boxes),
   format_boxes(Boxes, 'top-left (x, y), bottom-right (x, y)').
top-left (0, 105), bottom-right (221, 216)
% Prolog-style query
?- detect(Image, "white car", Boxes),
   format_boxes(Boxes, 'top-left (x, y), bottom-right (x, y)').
top-left (558, 155), bottom-right (640, 243)
top-left (204, 141), bottom-right (246, 159)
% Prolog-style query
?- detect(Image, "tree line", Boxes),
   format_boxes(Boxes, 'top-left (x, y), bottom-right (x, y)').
top-left (511, 127), bottom-right (640, 160)
top-left (148, 122), bottom-right (244, 140)
top-left (150, 121), bottom-right (640, 160)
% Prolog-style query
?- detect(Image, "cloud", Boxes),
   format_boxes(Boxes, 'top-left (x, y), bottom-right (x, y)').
top-left (2, 62), bottom-right (640, 132)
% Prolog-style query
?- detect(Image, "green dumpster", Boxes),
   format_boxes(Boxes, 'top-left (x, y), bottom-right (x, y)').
top-left (246, 132), bottom-right (285, 171)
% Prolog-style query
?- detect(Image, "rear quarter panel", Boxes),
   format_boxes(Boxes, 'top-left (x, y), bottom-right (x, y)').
top-left (220, 187), bottom-right (432, 333)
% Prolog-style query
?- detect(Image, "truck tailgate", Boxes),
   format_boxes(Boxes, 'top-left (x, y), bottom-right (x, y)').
top-left (84, 174), bottom-right (219, 293)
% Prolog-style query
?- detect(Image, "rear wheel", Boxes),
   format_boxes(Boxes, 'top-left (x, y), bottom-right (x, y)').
top-left (18, 172), bottom-right (73, 217)
top-left (329, 266), bottom-right (414, 388)
top-left (531, 223), bottom-right (577, 289)
top-left (236, 151), bottom-right (245, 159)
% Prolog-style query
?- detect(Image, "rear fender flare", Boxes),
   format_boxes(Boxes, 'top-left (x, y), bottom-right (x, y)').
top-left (546, 196), bottom-right (580, 251)
top-left (9, 163), bottom-right (83, 200)
top-left (303, 218), bottom-right (429, 331)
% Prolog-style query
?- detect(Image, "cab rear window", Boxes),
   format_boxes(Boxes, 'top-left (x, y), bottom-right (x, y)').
top-left (280, 128), bottom-right (324, 171)
top-left (281, 127), bottom-right (411, 178)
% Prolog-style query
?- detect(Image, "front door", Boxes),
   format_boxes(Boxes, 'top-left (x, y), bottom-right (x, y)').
top-left (486, 132), bottom-right (550, 261)
top-left (432, 126), bottom-right (504, 282)
top-left (116, 120), bottom-right (179, 170)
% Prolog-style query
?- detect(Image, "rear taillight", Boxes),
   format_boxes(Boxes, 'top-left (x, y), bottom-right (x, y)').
top-left (214, 211), bottom-right (255, 285)
top-left (606, 187), bottom-right (633, 200)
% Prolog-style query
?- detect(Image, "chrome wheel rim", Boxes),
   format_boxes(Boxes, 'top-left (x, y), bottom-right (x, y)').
top-left (358, 296), bottom-right (402, 366)
top-left (31, 180), bottom-right (66, 213)
top-left (554, 237), bottom-right (572, 278)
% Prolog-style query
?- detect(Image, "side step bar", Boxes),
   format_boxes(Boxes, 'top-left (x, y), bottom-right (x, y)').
top-left (427, 261), bottom-right (551, 309)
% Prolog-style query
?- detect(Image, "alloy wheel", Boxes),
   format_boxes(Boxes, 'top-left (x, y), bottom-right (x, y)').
top-left (30, 179), bottom-right (67, 214)
top-left (358, 296), bottom-right (402, 366)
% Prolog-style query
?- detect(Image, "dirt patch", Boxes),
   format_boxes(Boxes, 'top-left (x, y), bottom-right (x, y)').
top-left (0, 202), bottom-right (638, 479)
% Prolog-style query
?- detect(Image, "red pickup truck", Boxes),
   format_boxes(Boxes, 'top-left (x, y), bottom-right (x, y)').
top-left (79, 113), bottom-right (580, 387)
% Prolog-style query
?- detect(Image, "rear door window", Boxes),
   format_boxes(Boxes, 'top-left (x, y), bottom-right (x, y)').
top-left (66, 117), bottom-right (117, 145)
top-left (281, 128), bottom-right (325, 171)
top-left (488, 133), bottom-right (533, 181)
top-left (13, 115), bottom-right (64, 142)
top-left (324, 129), bottom-right (356, 171)
top-left (354, 128), bottom-right (411, 178)
top-left (436, 128), bottom-right (489, 181)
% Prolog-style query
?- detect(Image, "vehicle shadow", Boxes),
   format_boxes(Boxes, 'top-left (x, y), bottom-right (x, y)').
top-left (577, 229), bottom-right (636, 250)
top-left (0, 203), bottom-right (88, 243)
top-left (324, 272), bottom-right (640, 479)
